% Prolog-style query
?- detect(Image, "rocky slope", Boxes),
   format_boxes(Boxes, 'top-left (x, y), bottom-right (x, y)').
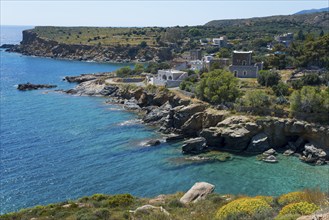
top-left (7, 29), bottom-right (161, 63)
top-left (61, 74), bottom-right (329, 165)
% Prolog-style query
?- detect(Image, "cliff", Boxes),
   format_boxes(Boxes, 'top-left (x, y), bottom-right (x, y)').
top-left (8, 29), bottom-right (160, 63)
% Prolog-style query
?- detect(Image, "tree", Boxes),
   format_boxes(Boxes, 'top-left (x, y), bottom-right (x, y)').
top-left (140, 41), bottom-right (147, 48)
top-left (196, 70), bottom-right (240, 104)
top-left (257, 70), bottom-right (281, 87)
top-left (272, 81), bottom-right (290, 96)
top-left (240, 90), bottom-right (273, 108)
top-left (116, 66), bottom-right (132, 77)
top-left (301, 73), bottom-right (321, 86)
top-left (289, 86), bottom-right (328, 113)
top-left (133, 63), bottom-right (144, 74)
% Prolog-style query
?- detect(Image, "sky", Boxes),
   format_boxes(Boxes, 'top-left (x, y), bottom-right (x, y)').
top-left (1, 0), bottom-right (328, 27)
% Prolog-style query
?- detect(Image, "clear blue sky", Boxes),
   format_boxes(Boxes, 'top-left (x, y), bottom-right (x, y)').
top-left (1, 0), bottom-right (328, 27)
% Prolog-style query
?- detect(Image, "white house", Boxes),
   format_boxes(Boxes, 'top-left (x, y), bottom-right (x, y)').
top-left (148, 69), bottom-right (188, 88)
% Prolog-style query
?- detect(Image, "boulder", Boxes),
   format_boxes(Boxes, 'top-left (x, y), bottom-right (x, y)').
top-left (202, 109), bottom-right (228, 128)
top-left (262, 155), bottom-right (278, 163)
top-left (148, 195), bottom-right (167, 205)
top-left (246, 133), bottom-right (271, 153)
top-left (180, 182), bottom-right (215, 204)
top-left (283, 149), bottom-right (295, 156)
top-left (144, 139), bottom-right (161, 147)
top-left (142, 102), bottom-right (172, 124)
top-left (172, 104), bottom-right (207, 129)
top-left (100, 85), bottom-right (118, 96)
top-left (124, 98), bottom-right (141, 111)
top-left (262, 148), bottom-right (276, 156)
top-left (182, 137), bottom-right (207, 154)
top-left (300, 143), bottom-right (327, 165)
top-left (130, 205), bottom-right (170, 216)
top-left (181, 112), bottom-right (204, 136)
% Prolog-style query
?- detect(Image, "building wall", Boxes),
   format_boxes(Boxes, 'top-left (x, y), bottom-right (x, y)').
top-left (232, 52), bottom-right (252, 65)
top-left (229, 65), bottom-right (258, 78)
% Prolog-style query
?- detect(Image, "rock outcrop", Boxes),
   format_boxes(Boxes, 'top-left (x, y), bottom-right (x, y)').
top-left (180, 182), bottom-right (215, 204)
top-left (182, 137), bottom-right (207, 154)
top-left (63, 73), bottom-right (329, 165)
top-left (17, 83), bottom-right (57, 90)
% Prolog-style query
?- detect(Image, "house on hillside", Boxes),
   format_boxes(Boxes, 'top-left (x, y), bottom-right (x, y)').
top-left (275, 33), bottom-right (294, 47)
top-left (228, 51), bottom-right (263, 78)
top-left (212, 36), bottom-right (227, 47)
top-left (190, 49), bottom-right (202, 60)
top-left (202, 55), bottom-right (230, 71)
top-left (148, 69), bottom-right (188, 88)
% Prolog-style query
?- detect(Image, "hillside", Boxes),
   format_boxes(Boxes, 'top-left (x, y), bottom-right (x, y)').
top-left (295, 7), bottom-right (329, 15)
top-left (205, 12), bottom-right (329, 33)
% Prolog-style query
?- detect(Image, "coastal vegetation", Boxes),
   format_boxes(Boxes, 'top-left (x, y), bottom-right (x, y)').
top-left (1, 189), bottom-right (327, 220)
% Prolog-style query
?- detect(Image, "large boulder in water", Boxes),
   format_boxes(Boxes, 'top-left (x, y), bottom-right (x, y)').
top-left (180, 182), bottom-right (215, 204)
top-left (182, 137), bottom-right (207, 154)
top-left (245, 133), bottom-right (271, 153)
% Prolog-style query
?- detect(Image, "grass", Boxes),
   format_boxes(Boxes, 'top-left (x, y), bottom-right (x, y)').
top-left (32, 26), bottom-right (164, 46)
top-left (1, 189), bottom-right (328, 220)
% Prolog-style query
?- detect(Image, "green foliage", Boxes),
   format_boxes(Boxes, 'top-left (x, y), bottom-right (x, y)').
top-left (134, 63), bottom-right (145, 74)
top-left (289, 86), bottom-right (329, 113)
top-left (188, 28), bottom-right (202, 37)
top-left (277, 202), bottom-right (319, 217)
top-left (196, 69), bottom-right (240, 104)
top-left (239, 90), bottom-right (273, 108)
top-left (116, 66), bottom-right (133, 77)
top-left (145, 62), bottom-right (170, 74)
top-left (215, 197), bottom-right (273, 220)
top-left (257, 70), bottom-right (281, 87)
top-left (272, 81), bottom-right (291, 96)
top-left (277, 192), bottom-right (307, 206)
top-left (290, 79), bottom-right (303, 90)
top-left (301, 73), bottom-right (321, 86)
top-left (106, 194), bottom-right (135, 208)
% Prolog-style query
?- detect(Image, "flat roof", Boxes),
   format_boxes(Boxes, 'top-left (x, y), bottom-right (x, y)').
top-left (233, 50), bottom-right (253, 54)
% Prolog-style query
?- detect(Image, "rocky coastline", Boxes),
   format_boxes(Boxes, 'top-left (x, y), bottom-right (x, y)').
top-left (61, 73), bottom-right (329, 165)
top-left (4, 30), bottom-right (161, 63)
top-left (17, 83), bottom-right (57, 91)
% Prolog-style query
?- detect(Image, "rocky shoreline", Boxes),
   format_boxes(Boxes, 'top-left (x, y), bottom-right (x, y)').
top-left (3, 30), bottom-right (161, 63)
top-left (60, 73), bottom-right (329, 165)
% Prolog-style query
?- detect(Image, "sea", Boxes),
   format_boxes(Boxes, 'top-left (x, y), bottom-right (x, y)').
top-left (0, 25), bottom-right (328, 214)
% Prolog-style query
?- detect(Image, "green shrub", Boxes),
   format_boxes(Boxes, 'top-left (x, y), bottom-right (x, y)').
top-left (239, 90), bottom-right (273, 108)
top-left (257, 70), bottom-right (281, 87)
top-left (94, 208), bottom-right (111, 219)
top-left (196, 69), bottom-right (240, 104)
top-left (277, 202), bottom-right (319, 217)
top-left (301, 73), bottom-right (321, 86)
top-left (272, 81), bottom-right (291, 96)
top-left (215, 197), bottom-right (273, 220)
top-left (106, 194), bottom-right (135, 208)
top-left (278, 192), bottom-right (306, 206)
top-left (168, 199), bottom-right (184, 208)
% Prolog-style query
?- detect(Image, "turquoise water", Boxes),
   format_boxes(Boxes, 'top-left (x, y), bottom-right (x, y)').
top-left (1, 27), bottom-right (329, 214)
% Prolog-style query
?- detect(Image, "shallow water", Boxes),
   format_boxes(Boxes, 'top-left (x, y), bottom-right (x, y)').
top-left (1, 27), bottom-right (328, 214)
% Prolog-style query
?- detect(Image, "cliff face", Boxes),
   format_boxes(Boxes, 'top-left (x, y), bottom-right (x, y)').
top-left (9, 30), bottom-right (160, 63)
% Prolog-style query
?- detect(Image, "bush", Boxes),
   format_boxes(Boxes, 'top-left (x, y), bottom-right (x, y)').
top-left (196, 69), bottom-right (240, 104)
top-left (277, 202), bottom-right (319, 217)
top-left (116, 66), bottom-right (133, 77)
top-left (257, 70), bottom-right (281, 87)
top-left (301, 73), bottom-right (322, 86)
top-left (239, 90), bottom-right (273, 108)
top-left (272, 82), bottom-right (291, 96)
top-left (290, 79), bottom-right (303, 90)
top-left (277, 192), bottom-right (306, 206)
top-left (215, 197), bottom-right (273, 220)
top-left (106, 194), bottom-right (135, 208)
top-left (289, 86), bottom-right (329, 113)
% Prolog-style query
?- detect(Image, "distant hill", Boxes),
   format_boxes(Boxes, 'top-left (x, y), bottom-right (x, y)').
top-left (295, 7), bottom-right (329, 15)
top-left (204, 12), bottom-right (329, 30)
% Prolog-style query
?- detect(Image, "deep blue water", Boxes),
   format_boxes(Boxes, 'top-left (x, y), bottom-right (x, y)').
top-left (1, 26), bottom-right (329, 214)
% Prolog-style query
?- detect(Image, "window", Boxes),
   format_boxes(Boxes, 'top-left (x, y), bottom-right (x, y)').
top-left (168, 76), bottom-right (173, 80)
top-left (234, 71), bottom-right (237, 77)
top-left (242, 60), bottom-right (246, 65)
top-left (162, 75), bottom-right (167, 80)
top-left (243, 71), bottom-right (247, 76)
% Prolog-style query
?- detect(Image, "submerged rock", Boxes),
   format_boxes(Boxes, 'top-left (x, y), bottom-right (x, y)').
top-left (144, 139), bottom-right (161, 147)
top-left (180, 182), bottom-right (215, 204)
top-left (17, 83), bottom-right (57, 91)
